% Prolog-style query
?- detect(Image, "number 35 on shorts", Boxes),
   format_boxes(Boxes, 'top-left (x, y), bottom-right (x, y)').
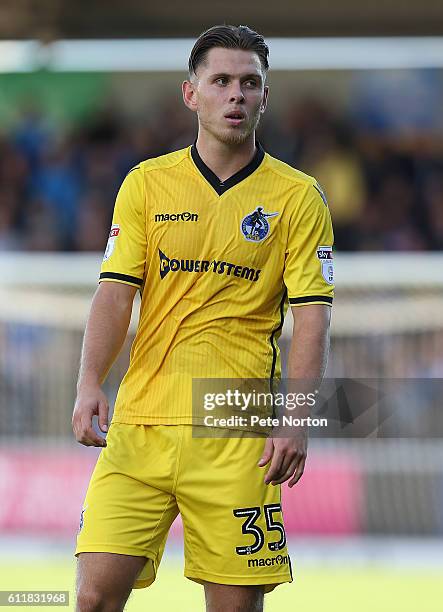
top-left (233, 503), bottom-right (287, 555)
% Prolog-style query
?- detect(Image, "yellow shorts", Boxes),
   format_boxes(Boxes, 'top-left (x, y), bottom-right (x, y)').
top-left (75, 424), bottom-right (293, 593)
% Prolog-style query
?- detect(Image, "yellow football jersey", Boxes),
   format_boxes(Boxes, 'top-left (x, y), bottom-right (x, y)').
top-left (100, 143), bottom-right (334, 424)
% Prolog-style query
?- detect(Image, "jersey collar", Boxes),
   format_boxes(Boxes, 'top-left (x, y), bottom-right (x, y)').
top-left (190, 140), bottom-right (265, 196)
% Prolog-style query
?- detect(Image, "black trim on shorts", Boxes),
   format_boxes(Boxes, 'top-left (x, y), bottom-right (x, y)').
top-left (190, 141), bottom-right (265, 196)
top-left (99, 272), bottom-right (143, 286)
top-left (289, 295), bottom-right (333, 305)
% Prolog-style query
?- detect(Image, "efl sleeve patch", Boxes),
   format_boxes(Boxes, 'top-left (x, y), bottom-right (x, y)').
top-left (103, 224), bottom-right (120, 262)
top-left (316, 245), bottom-right (334, 285)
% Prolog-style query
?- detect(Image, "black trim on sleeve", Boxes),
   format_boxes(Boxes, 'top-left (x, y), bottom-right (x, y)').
top-left (289, 295), bottom-right (333, 305)
top-left (99, 272), bottom-right (143, 286)
top-left (190, 141), bottom-right (265, 196)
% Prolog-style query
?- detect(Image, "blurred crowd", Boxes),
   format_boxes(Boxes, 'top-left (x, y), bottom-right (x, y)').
top-left (1, 88), bottom-right (443, 252)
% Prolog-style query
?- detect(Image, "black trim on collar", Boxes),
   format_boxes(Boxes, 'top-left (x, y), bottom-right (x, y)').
top-left (190, 141), bottom-right (265, 196)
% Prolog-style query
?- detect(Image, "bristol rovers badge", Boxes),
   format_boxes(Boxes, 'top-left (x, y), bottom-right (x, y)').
top-left (241, 207), bottom-right (279, 243)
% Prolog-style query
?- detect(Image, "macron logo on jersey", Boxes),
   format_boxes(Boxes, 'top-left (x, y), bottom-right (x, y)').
top-left (159, 249), bottom-right (261, 282)
top-left (154, 212), bottom-right (198, 222)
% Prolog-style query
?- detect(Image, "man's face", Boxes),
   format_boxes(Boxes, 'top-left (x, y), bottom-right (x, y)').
top-left (183, 47), bottom-right (268, 146)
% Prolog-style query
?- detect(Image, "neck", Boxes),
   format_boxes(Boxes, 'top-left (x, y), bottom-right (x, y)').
top-left (195, 130), bottom-right (256, 183)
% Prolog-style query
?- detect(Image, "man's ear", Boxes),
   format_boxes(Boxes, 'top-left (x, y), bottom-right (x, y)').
top-left (260, 85), bottom-right (269, 114)
top-left (182, 79), bottom-right (198, 112)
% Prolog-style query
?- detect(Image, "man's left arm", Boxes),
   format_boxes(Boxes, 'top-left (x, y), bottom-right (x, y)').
top-left (258, 177), bottom-right (334, 487)
top-left (258, 304), bottom-right (331, 487)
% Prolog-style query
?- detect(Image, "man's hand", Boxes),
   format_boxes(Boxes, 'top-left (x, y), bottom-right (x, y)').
top-left (258, 431), bottom-right (307, 488)
top-left (72, 282), bottom-right (136, 447)
top-left (72, 385), bottom-right (109, 447)
top-left (259, 304), bottom-right (329, 488)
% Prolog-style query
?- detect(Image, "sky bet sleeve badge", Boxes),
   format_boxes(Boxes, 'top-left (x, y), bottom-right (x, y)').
top-left (103, 224), bottom-right (120, 261)
top-left (241, 206), bottom-right (279, 242)
top-left (317, 245), bottom-right (334, 285)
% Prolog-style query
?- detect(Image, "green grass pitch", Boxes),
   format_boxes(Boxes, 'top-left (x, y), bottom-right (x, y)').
top-left (1, 559), bottom-right (442, 611)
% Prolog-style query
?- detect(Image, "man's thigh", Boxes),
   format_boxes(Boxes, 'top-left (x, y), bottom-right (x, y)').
top-left (75, 423), bottom-right (180, 588)
top-left (76, 552), bottom-right (146, 611)
top-left (203, 582), bottom-right (264, 612)
top-left (177, 429), bottom-right (292, 593)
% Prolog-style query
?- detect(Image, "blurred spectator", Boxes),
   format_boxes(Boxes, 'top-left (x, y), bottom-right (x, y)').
top-left (13, 104), bottom-right (53, 169)
top-left (351, 70), bottom-right (443, 137)
top-left (1, 89), bottom-right (442, 253)
top-left (73, 192), bottom-right (110, 252)
top-left (359, 168), bottom-right (427, 251)
top-left (30, 140), bottom-right (81, 248)
top-left (22, 198), bottom-right (62, 251)
top-left (285, 99), bottom-right (367, 250)
top-left (424, 172), bottom-right (443, 250)
top-left (0, 187), bottom-right (21, 250)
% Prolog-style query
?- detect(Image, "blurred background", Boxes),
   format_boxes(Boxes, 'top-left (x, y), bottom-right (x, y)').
top-left (0, 1), bottom-right (443, 610)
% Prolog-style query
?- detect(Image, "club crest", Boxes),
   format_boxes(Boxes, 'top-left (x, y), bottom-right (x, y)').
top-left (241, 207), bottom-right (279, 243)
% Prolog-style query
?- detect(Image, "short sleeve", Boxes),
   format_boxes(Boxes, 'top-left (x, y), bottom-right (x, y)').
top-left (100, 166), bottom-right (147, 288)
top-left (283, 181), bottom-right (334, 307)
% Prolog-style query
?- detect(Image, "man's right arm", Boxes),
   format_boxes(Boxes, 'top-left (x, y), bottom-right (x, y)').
top-left (72, 281), bottom-right (137, 447)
